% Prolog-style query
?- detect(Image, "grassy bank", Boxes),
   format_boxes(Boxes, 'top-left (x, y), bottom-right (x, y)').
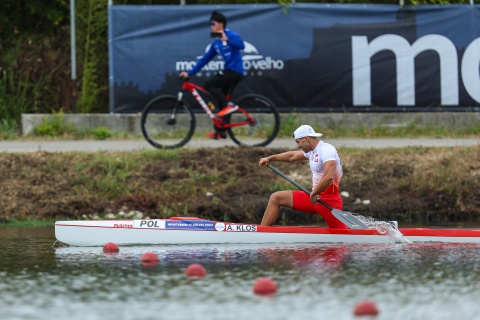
top-left (0, 145), bottom-right (479, 226)
top-left (0, 219), bottom-right (53, 227)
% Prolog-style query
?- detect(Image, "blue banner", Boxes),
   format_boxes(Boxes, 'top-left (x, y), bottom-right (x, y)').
top-left (165, 220), bottom-right (215, 231)
top-left (109, 4), bottom-right (480, 113)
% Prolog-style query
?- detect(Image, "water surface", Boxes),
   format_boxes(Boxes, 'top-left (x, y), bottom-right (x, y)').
top-left (1, 226), bottom-right (479, 320)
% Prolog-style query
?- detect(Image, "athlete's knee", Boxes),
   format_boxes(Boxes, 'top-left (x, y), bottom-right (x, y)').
top-left (269, 191), bottom-right (291, 206)
top-left (267, 192), bottom-right (280, 204)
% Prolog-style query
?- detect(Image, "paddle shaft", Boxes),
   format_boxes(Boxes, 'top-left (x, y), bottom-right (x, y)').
top-left (266, 164), bottom-right (333, 210)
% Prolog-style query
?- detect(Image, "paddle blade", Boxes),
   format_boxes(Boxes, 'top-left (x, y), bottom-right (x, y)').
top-left (331, 209), bottom-right (369, 230)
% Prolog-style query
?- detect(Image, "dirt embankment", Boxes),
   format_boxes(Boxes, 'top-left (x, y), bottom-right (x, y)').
top-left (0, 146), bottom-right (479, 225)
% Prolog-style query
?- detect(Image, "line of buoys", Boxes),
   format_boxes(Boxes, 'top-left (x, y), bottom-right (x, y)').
top-left (353, 299), bottom-right (379, 317)
top-left (101, 243), bottom-right (379, 313)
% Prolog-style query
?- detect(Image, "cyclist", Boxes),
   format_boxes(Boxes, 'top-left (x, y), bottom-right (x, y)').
top-left (179, 10), bottom-right (245, 139)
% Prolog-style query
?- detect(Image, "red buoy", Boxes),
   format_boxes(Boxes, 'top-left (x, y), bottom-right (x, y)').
top-left (140, 252), bottom-right (159, 267)
top-left (103, 242), bottom-right (119, 253)
top-left (353, 300), bottom-right (379, 317)
top-left (185, 263), bottom-right (207, 278)
top-left (253, 277), bottom-right (277, 296)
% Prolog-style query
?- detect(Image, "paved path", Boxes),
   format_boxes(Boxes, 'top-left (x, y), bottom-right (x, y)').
top-left (0, 138), bottom-right (478, 153)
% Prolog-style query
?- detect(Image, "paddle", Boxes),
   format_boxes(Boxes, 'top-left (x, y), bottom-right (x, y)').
top-left (266, 164), bottom-right (368, 230)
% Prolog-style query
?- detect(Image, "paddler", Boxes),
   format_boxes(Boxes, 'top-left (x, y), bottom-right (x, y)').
top-left (258, 125), bottom-right (347, 229)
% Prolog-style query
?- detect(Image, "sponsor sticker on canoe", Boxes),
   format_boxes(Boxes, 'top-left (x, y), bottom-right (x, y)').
top-left (165, 220), bottom-right (215, 231)
top-left (114, 223), bottom-right (133, 228)
top-left (215, 222), bottom-right (225, 232)
top-left (134, 220), bottom-right (166, 229)
top-left (223, 224), bottom-right (258, 232)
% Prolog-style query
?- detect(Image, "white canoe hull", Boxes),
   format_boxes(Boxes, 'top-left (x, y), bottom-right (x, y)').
top-left (54, 218), bottom-right (480, 246)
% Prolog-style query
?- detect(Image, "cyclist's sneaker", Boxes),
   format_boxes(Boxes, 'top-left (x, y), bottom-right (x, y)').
top-left (206, 131), bottom-right (227, 139)
top-left (217, 105), bottom-right (239, 117)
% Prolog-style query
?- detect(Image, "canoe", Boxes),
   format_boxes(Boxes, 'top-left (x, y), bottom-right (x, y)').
top-left (54, 217), bottom-right (480, 246)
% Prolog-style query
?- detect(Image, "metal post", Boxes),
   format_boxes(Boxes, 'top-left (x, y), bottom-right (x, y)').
top-left (399, 0), bottom-right (404, 6)
top-left (108, 0), bottom-right (113, 113)
top-left (180, 0), bottom-right (185, 5)
top-left (70, 0), bottom-right (77, 113)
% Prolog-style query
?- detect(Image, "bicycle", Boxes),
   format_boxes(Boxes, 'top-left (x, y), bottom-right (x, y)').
top-left (141, 77), bottom-right (280, 149)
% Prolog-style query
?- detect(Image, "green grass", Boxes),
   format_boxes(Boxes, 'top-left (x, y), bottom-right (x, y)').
top-left (333, 123), bottom-right (480, 138)
top-left (71, 153), bottom-right (142, 198)
top-left (279, 114), bottom-right (480, 138)
top-left (2, 112), bottom-right (480, 141)
top-left (67, 149), bottom-right (181, 199)
top-left (32, 112), bottom-right (117, 140)
top-left (0, 118), bottom-right (18, 139)
top-left (0, 218), bottom-right (54, 227)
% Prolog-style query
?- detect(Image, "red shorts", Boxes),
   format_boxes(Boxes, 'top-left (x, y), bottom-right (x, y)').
top-left (292, 190), bottom-right (347, 229)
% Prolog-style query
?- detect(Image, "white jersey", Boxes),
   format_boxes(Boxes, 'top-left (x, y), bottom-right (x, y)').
top-left (303, 141), bottom-right (343, 194)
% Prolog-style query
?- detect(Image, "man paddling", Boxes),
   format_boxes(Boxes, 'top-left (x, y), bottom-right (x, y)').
top-left (258, 125), bottom-right (347, 229)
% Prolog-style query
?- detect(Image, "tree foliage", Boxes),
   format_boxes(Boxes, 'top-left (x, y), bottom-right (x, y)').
top-left (75, 0), bottom-right (109, 113)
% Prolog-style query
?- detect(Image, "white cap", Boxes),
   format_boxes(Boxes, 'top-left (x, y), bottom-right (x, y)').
top-left (293, 125), bottom-right (323, 139)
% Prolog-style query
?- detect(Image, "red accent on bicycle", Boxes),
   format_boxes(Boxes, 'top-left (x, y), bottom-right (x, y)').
top-left (141, 77), bottom-right (280, 149)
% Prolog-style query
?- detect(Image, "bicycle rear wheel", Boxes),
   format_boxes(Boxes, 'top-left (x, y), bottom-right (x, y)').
top-left (226, 94), bottom-right (280, 147)
top-left (141, 95), bottom-right (196, 149)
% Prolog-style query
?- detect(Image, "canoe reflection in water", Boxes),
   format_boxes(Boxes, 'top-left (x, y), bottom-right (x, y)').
top-left (257, 245), bottom-right (349, 270)
top-left (53, 243), bottom-right (357, 273)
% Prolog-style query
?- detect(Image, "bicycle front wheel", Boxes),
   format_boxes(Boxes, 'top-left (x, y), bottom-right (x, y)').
top-left (226, 94), bottom-right (280, 147)
top-left (141, 95), bottom-right (196, 149)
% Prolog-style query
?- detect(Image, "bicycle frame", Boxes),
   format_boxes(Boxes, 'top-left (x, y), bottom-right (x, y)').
top-left (180, 80), bottom-right (255, 130)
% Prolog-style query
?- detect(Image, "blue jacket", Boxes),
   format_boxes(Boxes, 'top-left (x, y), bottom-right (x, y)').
top-left (188, 29), bottom-right (245, 76)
